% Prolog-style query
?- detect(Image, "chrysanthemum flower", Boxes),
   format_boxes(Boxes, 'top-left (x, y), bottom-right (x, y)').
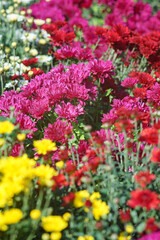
top-left (33, 139), bottom-right (57, 155)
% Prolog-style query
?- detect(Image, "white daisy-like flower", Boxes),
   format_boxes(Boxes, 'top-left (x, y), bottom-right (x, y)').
top-left (5, 80), bottom-right (18, 89)
top-left (37, 55), bottom-right (52, 63)
top-left (7, 14), bottom-right (25, 22)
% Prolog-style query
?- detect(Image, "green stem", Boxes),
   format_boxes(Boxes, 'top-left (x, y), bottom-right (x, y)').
top-left (1, 74), bottom-right (3, 95)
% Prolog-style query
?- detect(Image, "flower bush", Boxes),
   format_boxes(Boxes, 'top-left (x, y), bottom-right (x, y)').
top-left (0, 0), bottom-right (160, 239)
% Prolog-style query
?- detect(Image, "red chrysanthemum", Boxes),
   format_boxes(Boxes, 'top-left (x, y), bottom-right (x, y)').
top-left (119, 209), bottom-right (131, 222)
top-left (64, 161), bottom-right (76, 174)
top-left (62, 192), bottom-right (75, 206)
top-left (145, 218), bottom-right (159, 233)
top-left (129, 72), bottom-right (156, 89)
top-left (50, 30), bottom-right (76, 46)
top-left (134, 171), bottom-right (156, 188)
top-left (22, 68), bottom-right (44, 80)
top-left (139, 128), bottom-right (158, 145)
top-left (133, 88), bottom-right (147, 99)
top-left (127, 189), bottom-right (160, 211)
top-left (114, 119), bottom-right (134, 132)
top-left (95, 26), bottom-right (107, 37)
top-left (11, 74), bottom-right (20, 81)
top-left (52, 173), bottom-right (69, 190)
top-left (22, 57), bottom-right (38, 66)
top-left (150, 148), bottom-right (160, 163)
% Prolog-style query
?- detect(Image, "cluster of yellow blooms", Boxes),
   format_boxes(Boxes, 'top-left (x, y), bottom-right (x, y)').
top-left (0, 120), bottom-right (133, 239)
top-left (0, 154), bottom-right (57, 208)
top-left (77, 235), bottom-right (94, 240)
top-left (118, 232), bottom-right (132, 240)
top-left (0, 208), bottom-right (23, 231)
top-left (73, 190), bottom-right (109, 220)
top-left (118, 225), bottom-right (134, 240)
top-left (41, 213), bottom-right (71, 240)
top-left (33, 139), bottom-right (57, 155)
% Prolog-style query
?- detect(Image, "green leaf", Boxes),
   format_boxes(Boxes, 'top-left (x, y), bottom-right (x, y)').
top-left (137, 222), bottom-right (146, 233)
top-left (0, 116), bottom-right (7, 122)
top-left (105, 88), bottom-right (112, 97)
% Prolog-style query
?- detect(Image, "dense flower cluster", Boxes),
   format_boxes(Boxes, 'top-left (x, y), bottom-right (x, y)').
top-left (0, 0), bottom-right (160, 240)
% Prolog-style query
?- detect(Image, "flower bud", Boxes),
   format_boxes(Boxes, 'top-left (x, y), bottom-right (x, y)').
top-left (34, 19), bottom-right (45, 27)
top-left (5, 47), bottom-right (11, 54)
top-left (39, 39), bottom-right (46, 45)
top-left (28, 71), bottom-right (34, 77)
top-left (30, 209), bottom-right (41, 220)
top-left (24, 47), bottom-right (30, 53)
top-left (3, 65), bottom-right (10, 72)
top-left (46, 18), bottom-right (51, 24)
top-left (11, 42), bottom-right (17, 48)
top-left (30, 49), bottom-right (38, 57)
top-left (102, 123), bottom-right (110, 129)
top-left (27, 9), bottom-right (32, 14)
top-left (84, 125), bottom-right (92, 132)
top-left (27, 18), bottom-right (33, 24)
top-left (0, 68), bottom-right (3, 74)
top-left (41, 233), bottom-right (50, 240)
top-left (20, 10), bottom-right (25, 16)
top-left (110, 233), bottom-right (118, 240)
top-left (17, 133), bottom-right (26, 141)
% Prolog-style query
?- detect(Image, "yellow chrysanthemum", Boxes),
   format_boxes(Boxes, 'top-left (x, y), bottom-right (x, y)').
top-left (55, 161), bottom-right (64, 169)
top-left (0, 212), bottom-right (7, 231)
top-left (118, 232), bottom-right (131, 240)
top-left (33, 139), bottom-right (57, 155)
top-left (0, 154), bottom-right (36, 207)
top-left (63, 212), bottom-right (71, 221)
top-left (77, 237), bottom-right (85, 240)
top-left (17, 133), bottom-right (26, 141)
top-left (41, 215), bottom-right (68, 232)
top-left (50, 232), bottom-right (62, 240)
top-left (73, 190), bottom-right (90, 208)
top-left (92, 199), bottom-right (109, 220)
top-left (85, 236), bottom-right (95, 240)
top-left (74, 190), bottom-right (109, 221)
top-left (125, 225), bottom-right (134, 234)
top-left (0, 121), bottom-right (14, 134)
top-left (77, 236), bottom-right (94, 240)
top-left (34, 164), bottom-right (57, 186)
top-left (30, 209), bottom-right (41, 220)
top-left (3, 208), bottom-right (23, 225)
top-left (89, 192), bottom-right (101, 202)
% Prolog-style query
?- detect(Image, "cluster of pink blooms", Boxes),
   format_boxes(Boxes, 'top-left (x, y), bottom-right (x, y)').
top-left (30, 0), bottom-right (160, 35)
top-left (103, 0), bottom-right (160, 34)
top-left (0, 60), bottom-right (114, 138)
top-left (29, 0), bottom-right (91, 31)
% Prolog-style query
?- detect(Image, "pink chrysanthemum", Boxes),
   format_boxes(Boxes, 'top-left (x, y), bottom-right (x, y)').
top-left (44, 119), bottom-right (73, 144)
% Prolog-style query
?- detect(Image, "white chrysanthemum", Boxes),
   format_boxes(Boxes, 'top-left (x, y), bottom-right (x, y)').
top-left (41, 29), bottom-right (50, 39)
top-left (3, 63), bottom-right (12, 71)
top-left (20, 0), bottom-right (33, 3)
top-left (10, 56), bottom-right (20, 62)
top-left (34, 19), bottom-right (45, 27)
top-left (20, 32), bottom-right (37, 42)
top-left (7, 14), bottom-right (25, 22)
top-left (18, 79), bottom-right (28, 88)
top-left (37, 55), bottom-right (52, 63)
top-left (5, 80), bottom-right (18, 89)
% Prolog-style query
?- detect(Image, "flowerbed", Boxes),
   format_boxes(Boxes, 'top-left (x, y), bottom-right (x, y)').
top-left (0, 0), bottom-right (160, 239)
